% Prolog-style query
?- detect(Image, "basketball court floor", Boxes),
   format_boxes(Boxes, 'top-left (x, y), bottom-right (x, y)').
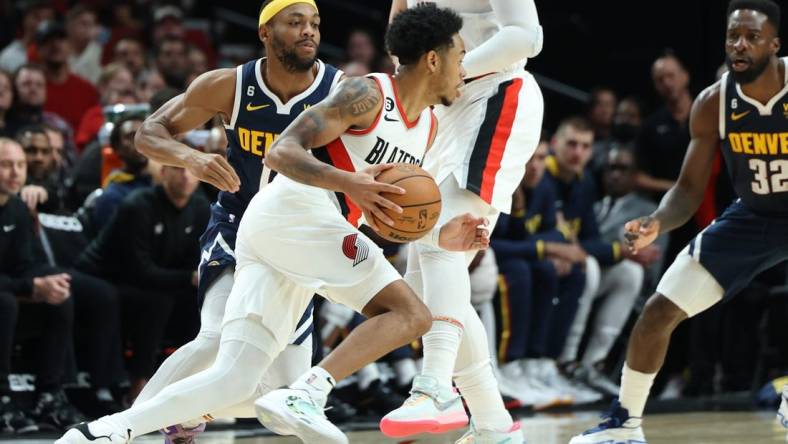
top-left (4, 411), bottom-right (785, 443)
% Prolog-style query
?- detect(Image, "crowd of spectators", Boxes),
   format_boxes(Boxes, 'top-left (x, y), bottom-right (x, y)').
top-left (0, 0), bottom-right (784, 436)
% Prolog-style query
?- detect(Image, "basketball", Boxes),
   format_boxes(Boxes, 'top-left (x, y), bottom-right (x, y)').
top-left (372, 163), bottom-right (442, 243)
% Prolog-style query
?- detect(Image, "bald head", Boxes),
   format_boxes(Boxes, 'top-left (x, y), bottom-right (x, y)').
top-left (0, 138), bottom-right (27, 201)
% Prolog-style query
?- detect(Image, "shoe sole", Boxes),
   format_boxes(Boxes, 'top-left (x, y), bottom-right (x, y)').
top-left (254, 396), bottom-right (348, 444)
top-left (379, 411), bottom-right (468, 438)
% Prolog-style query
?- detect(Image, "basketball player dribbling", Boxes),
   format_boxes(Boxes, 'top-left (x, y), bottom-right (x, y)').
top-left (58, 4), bottom-right (491, 444)
top-left (571, 1), bottom-right (788, 443)
top-left (58, 0), bottom-right (342, 442)
top-left (383, 1), bottom-right (544, 443)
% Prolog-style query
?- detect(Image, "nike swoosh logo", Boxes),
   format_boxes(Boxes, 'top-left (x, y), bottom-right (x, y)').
top-left (731, 110), bottom-right (751, 121)
top-left (384, 114), bottom-right (398, 122)
top-left (3, 225), bottom-right (14, 232)
top-left (246, 103), bottom-right (270, 111)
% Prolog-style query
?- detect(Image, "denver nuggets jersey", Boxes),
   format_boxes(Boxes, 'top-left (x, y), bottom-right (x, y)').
top-left (312, 73), bottom-right (436, 226)
top-left (221, 58), bottom-right (342, 215)
top-left (720, 57), bottom-right (788, 216)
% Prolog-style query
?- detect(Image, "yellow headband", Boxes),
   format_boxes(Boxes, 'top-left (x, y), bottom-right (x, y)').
top-left (259, 0), bottom-right (318, 27)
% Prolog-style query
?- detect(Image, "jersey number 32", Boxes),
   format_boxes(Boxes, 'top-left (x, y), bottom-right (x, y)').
top-left (750, 159), bottom-right (788, 194)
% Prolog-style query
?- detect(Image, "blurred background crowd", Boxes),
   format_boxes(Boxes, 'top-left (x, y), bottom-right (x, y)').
top-left (0, 0), bottom-right (786, 436)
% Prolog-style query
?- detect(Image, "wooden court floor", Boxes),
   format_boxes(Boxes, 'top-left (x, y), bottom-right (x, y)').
top-left (5, 411), bottom-right (785, 443)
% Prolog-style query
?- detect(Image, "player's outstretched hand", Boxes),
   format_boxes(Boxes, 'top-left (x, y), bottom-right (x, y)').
top-left (187, 150), bottom-right (241, 192)
top-left (624, 216), bottom-right (660, 253)
top-left (344, 163), bottom-right (405, 232)
top-left (438, 213), bottom-right (490, 251)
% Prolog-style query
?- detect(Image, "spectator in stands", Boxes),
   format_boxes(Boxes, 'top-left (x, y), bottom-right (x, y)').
top-left (136, 68), bottom-right (167, 104)
top-left (0, 137), bottom-right (85, 430)
top-left (185, 45), bottom-right (208, 86)
top-left (0, 137), bottom-right (39, 435)
top-left (6, 64), bottom-right (74, 157)
top-left (154, 37), bottom-right (188, 90)
top-left (491, 138), bottom-right (593, 406)
top-left (151, 5), bottom-right (217, 69)
top-left (612, 96), bottom-right (642, 146)
top-left (111, 38), bottom-right (147, 79)
top-left (91, 116), bottom-right (150, 230)
top-left (345, 29), bottom-right (381, 72)
top-left (65, 4), bottom-right (102, 84)
top-left (635, 53), bottom-right (692, 200)
top-left (587, 87), bottom-right (618, 181)
top-left (0, 70), bottom-right (12, 137)
top-left (0, 1), bottom-right (54, 73)
top-left (78, 164), bottom-right (208, 399)
top-left (569, 147), bottom-right (664, 396)
top-left (36, 21), bottom-right (99, 133)
top-left (17, 125), bottom-right (63, 213)
top-left (75, 63), bottom-right (137, 152)
top-left (43, 123), bottom-right (65, 171)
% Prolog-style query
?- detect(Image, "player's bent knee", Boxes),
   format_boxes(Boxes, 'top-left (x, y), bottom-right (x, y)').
top-left (410, 302), bottom-right (432, 337)
top-left (638, 293), bottom-right (688, 331)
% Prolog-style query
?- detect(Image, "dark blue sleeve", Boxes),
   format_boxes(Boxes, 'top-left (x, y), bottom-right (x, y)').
top-left (491, 213), bottom-right (541, 261)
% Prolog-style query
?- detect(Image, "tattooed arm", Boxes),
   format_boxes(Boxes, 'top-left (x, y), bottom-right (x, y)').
top-left (265, 76), bottom-right (406, 229)
top-left (135, 69), bottom-right (240, 191)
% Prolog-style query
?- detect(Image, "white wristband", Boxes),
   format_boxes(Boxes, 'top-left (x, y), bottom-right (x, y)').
top-left (416, 223), bottom-right (442, 248)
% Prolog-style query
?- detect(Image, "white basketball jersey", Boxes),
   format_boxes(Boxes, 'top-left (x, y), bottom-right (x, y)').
top-left (406, 0), bottom-right (502, 55)
top-left (311, 73), bottom-right (436, 226)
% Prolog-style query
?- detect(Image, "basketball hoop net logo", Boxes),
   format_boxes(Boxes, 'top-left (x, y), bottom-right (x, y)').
top-left (342, 234), bottom-right (369, 267)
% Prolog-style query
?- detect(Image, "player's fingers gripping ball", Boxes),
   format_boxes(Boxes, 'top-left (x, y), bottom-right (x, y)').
top-left (372, 163), bottom-right (441, 243)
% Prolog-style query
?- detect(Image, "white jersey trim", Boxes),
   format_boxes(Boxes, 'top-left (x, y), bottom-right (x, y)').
top-left (733, 57), bottom-right (788, 116)
top-left (225, 64), bottom-right (244, 130)
top-left (330, 69), bottom-right (344, 92)
top-left (718, 72), bottom-right (727, 140)
top-left (254, 58), bottom-right (326, 115)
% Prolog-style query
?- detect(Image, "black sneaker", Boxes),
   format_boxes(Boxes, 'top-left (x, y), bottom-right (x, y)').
top-left (0, 394), bottom-right (38, 434)
top-left (31, 390), bottom-right (86, 431)
top-left (356, 379), bottom-right (406, 416)
top-left (324, 393), bottom-right (358, 424)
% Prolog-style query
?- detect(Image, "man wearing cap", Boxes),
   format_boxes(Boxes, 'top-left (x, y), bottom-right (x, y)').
top-left (36, 20), bottom-right (99, 132)
top-left (56, 1), bottom-right (342, 443)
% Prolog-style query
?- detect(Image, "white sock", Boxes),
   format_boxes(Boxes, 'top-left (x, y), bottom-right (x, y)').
top-left (421, 320), bottom-right (462, 388)
top-left (454, 362), bottom-right (512, 432)
top-left (290, 366), bottom-right (336, 408)
top-left (393, 358), bottom-right (418, 387)
top-left (619, 363), bottom-right (656, 421)
top-left (356, 364), bottom-right (380, 391)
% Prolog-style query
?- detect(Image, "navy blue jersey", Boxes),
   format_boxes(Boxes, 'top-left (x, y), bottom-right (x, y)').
top-left (719, 57), bottom-right (788, 216)
top-left (219, 58), bottom-right (342, 215)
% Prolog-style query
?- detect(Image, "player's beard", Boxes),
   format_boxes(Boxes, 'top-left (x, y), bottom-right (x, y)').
top-left (726, 54), bottom-right (770, 84)
top-left (271, 35), bottom-right (317, 72)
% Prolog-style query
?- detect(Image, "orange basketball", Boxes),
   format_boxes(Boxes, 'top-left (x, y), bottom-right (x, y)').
top-left (372, 163), bottom-right (442, 243)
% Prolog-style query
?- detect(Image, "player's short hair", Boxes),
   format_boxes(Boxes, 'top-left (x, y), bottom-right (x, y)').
top-left (386, 3), bottom-right (463, 66)
top-left (555, 116), bottom-right (593, 138)
top-left (727, 0), bottom-right (781, 33)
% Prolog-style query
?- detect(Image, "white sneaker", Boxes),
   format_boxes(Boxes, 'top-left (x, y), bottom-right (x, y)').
top-left (55, 421), bottom-right (131, 444)
top-left (568, 399), bottom-right (646, 444)
top-left (498, 362), bottom-right (566, 408)
top-left (537, 359), bottom-right (602, 405)
top-left (254, 388), bottom-right (347, 444)
top-left (777, 384), bottom-right (788, 442)
top-left (455, 420), bottom-right (526, 444)
top-left (380, 375), bottom-right (468, 438)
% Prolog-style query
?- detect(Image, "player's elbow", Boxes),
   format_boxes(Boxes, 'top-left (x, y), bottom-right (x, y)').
top-left (505, 24), bottom-right (543, 58)
top-left (263, 145), bottom-right (284, 172)
top-left (134, 120), bottom-right (157, 157)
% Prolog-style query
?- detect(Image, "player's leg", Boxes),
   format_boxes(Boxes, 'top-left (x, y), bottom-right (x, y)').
top-left (569, 254), bottom-right (721, 444)
top-left (56, 262), bottom-right (315, 444)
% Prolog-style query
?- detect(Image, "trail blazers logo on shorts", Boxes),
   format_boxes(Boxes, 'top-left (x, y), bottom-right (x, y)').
top-left (342, 234), bottom-right (369, 267)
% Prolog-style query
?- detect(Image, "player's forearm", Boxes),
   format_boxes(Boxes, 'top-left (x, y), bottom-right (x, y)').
top-left (265, 139), bottom-right (351, 192)
top-left (462, 0), bottom-right (542, 77)
top-left (135, 120), bottom-right (198, 168)
top-left (651, 183), bottom-right (703, 234)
